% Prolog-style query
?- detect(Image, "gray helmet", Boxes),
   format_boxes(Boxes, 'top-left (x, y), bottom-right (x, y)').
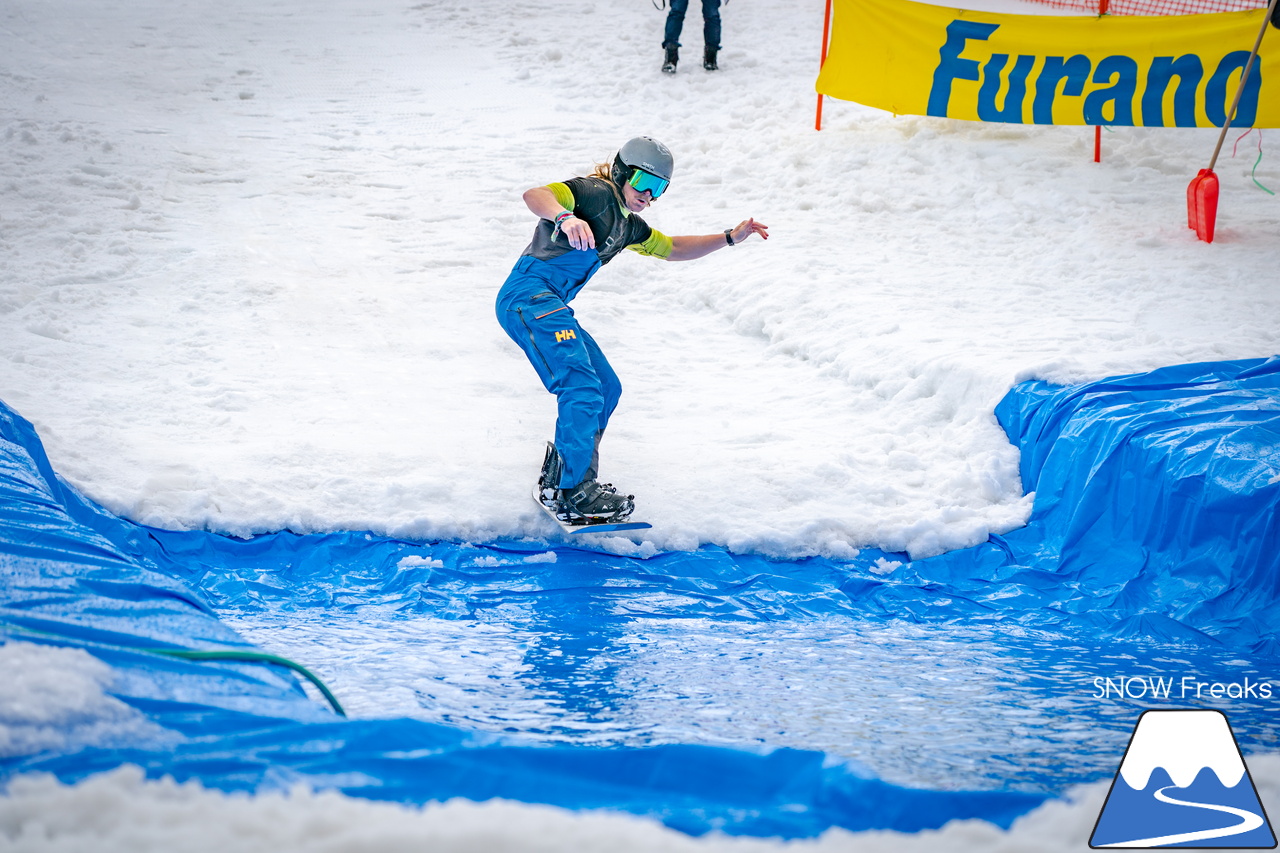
top-left (611, 136), bottom-right (674, 187)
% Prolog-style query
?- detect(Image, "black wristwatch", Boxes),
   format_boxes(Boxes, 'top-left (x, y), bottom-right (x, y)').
top-left (724, 228), bottom-right (735, 246)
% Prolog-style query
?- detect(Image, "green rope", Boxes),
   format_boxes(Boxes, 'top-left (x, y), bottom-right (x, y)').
top-left (2, 622), bottom-right (345, 717)
top-left (1251, 145), bottom-right (1275, 196)
top-left (1234, 128), bottom-right (1275, 197)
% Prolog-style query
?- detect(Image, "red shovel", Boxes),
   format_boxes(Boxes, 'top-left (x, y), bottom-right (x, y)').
top-left (1188, 0), bottom-right (1279, 243)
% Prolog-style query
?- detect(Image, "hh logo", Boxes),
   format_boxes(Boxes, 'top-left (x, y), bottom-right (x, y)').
top-left (1091, 710), bottom-right (1276, 848)
top-left (555, 329), bottom-right (577, 343)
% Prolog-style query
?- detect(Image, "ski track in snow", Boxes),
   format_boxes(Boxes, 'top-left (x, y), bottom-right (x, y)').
top-left (1, 0), bottom-right (1278, 561)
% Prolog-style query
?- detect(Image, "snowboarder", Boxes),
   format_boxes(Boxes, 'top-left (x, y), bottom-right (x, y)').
top-left (496, 136), bottom-right (768, 526)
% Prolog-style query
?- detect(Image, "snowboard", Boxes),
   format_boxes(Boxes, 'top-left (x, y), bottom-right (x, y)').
top-left (532, 483), bottom-right (652, 535)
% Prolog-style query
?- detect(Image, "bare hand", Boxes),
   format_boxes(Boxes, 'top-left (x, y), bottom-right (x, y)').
top-left (561, 216), bottom-right (595, 251)
top-left (730, 218), bottom-right (769, 244)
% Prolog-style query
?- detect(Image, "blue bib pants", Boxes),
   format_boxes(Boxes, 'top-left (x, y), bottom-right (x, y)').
top-left (496, 255), bottom-right (622, 490)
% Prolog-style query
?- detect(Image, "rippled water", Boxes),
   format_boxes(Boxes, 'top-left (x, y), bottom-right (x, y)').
top-left (222, 602), bottom-right (1280, 794)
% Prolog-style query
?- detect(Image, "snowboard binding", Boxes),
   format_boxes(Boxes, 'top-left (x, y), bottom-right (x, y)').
top-left (536, 441), bottom-right (563, 503)
top-left (557, 478), bottom-right (635, 524)
top-left (536, 442), bottom-right (638, 528)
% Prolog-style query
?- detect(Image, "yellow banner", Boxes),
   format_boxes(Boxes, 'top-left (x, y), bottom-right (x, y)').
top-left (815, 0), bottom-right (1279, 127)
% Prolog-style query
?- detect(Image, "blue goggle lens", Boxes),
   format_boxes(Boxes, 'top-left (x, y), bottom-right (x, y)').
top-left (627, 168), bottom-right (669, 199)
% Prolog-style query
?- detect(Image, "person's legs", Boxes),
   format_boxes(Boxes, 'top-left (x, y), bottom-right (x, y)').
top-left (701, 0), bottom-right (721, 51)
top-left (497, 294), bottom-right (606, 489)
top-left (662, 0), bottom-right (688, 72)
top-left (663, 0), bottom-right (690, 48)
top-left (576, 327), bottom-right (621, 431)
top-left (575, 327), bottom-right (622, 482)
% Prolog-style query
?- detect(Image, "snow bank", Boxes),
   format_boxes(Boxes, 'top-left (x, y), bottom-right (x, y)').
top-left (3, 756), bottom-right (1279, 853)
top-left (0, 645), bottom-right (168, 761)
top-left (0, 764), bottom-right (1101, 853)
top-left (2, 0), bottom-right (1276, 559)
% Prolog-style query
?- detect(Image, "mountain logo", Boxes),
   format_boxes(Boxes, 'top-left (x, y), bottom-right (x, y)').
top-left (1090, 709), bottom-right (1276, 848)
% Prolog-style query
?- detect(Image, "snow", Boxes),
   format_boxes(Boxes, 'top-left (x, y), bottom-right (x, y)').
top-left (0, 762), bottom-right (1105, 853)
top-left (0, 644), bottom-right (172, 761)
top-left (2, 0), bottom-right (1279, 847)
top-left (3, 0), bottom-right (1276, 561)
top-left (0, 755), bottom-right (1275, 853)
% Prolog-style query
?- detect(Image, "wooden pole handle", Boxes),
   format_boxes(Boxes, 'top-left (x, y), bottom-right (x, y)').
top-left (1208, 0), bottom-right (1279, 171)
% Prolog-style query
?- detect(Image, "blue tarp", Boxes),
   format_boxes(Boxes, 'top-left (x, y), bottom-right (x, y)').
top-left (895, 356), bottom-right (1280, 651)
top-left (1, 356), bottom-right (1277, 838)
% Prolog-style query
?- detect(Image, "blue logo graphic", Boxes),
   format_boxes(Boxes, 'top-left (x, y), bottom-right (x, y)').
top-left (1091, 710), bottom-right (1276, 848)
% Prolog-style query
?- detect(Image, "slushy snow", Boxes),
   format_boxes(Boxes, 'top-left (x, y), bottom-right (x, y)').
top-left (2, 0), bottom-right (1279, 848)
top-left (2, 754), bottom-right (1279, 853)
top-left (0, 644), bottom-right (171, 762)
top-left (3, 0), bottom-right (1276, 561)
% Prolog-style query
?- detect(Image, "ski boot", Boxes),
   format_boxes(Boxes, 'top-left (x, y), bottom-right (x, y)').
top-left (662, 46), bottom-right (678, 74)
top-left (556, 479), bottom-right (635, 524)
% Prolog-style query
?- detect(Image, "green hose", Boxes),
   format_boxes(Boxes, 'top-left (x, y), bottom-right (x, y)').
top-left (2, 622), bottom-right (346, 717)
top-left (148, 648), bottom-right (346, 717)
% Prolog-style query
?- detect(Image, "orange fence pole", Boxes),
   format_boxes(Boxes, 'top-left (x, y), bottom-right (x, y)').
top-left (815, 0), bottom-right (833, 130)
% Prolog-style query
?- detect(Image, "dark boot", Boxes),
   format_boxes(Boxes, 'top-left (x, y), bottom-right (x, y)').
top-left (703, 47), bottom-right (718, 71)
top-left (662, 46), bottom-right (678, 74)
top-left (556, 479), bottom-right (635, 523)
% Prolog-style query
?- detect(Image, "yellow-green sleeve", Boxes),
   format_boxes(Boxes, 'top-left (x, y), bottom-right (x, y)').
top-left (546, 182), bottom-right (576, 211)
top-left (628, 228), bottom-right (673, 260)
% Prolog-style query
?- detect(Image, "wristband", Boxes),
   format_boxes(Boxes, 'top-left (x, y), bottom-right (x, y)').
top-left (724, 228), bottom-right (735, 246)
top-left (552, 210), bottom-right (574, 241)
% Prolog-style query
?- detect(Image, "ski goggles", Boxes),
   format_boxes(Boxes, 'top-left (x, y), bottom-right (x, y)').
top-left (627, 168), bottom-right (670, 199)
